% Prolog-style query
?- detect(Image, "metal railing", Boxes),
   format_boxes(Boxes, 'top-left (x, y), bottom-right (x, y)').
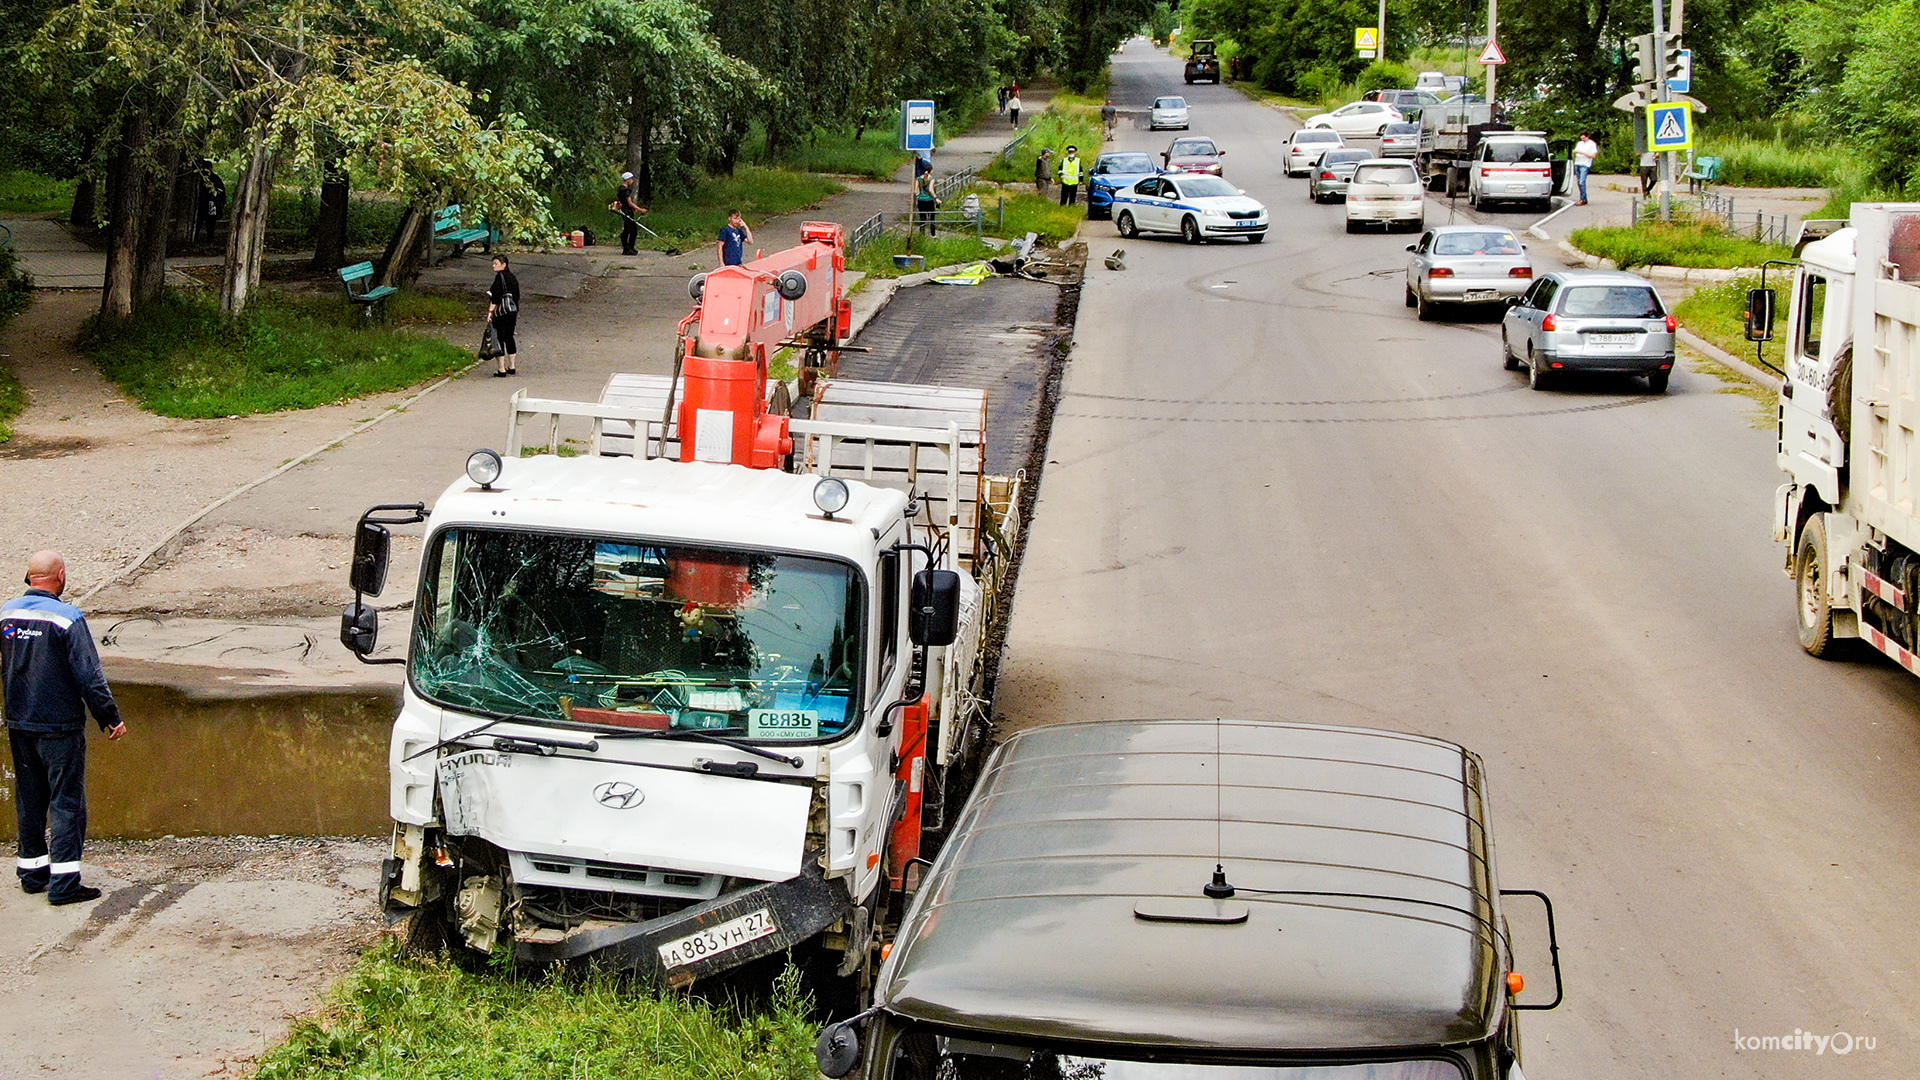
top-left (933, 166), bottom-right (976, 201)
top-left (1628, 194), bottom-right (1796, 251)
top-left (846, 212), bottom-right (886, 258)
top-left (1000, 127), bottom-right (1033, 164)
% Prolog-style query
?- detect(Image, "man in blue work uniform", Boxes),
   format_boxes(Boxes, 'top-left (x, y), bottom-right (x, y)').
top-left (3, 551), bottom-right (126, 905)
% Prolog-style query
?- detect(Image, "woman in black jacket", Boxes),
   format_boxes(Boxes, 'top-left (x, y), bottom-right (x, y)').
top-left (488, 254), bottom-right (521, 377)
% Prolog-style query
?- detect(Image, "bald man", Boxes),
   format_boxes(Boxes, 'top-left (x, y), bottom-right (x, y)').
top-left (2, 551), bottom-right (125, 905)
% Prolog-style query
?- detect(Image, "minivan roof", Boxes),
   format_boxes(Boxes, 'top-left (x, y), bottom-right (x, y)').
top-left (874, 719), bottom-right (1508, 1053)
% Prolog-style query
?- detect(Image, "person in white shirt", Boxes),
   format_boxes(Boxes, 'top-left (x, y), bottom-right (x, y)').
top-left (1572, 133), bottom-right (1600, 205)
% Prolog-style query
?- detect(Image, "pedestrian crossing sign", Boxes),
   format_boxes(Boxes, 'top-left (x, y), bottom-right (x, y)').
top-left (1648, 102), bottom-right (1693, 150)
top-left (1354, 27), bottom-right (1378, 53)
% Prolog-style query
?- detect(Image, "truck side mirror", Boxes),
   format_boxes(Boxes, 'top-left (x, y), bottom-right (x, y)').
top-left (1745, 287), bottom-right (1776, 342)
top-left (909, 569), bottom-right (961, 647)
top-left (340, 602), bottom-right (379, 656)
top-left (814, 1021), bottom-right (862, 1078)
top-left (1498, 889), bottom-right (1565, 1010)
top-left (351, 521), bottom-right (392, 596)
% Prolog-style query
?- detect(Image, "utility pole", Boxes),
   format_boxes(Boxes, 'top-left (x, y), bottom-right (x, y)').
top-left (1486, 0), bottom-right (1498, 104)
top-left (1653, 0), bottom-right (1671, 223)
top-left (1378, 0), bottom-right (1387, 68)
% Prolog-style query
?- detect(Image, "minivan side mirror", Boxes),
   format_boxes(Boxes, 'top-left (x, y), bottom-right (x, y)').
top-left (909, 569), bottom-right (961, 646)
top-left (350, 520), bottom-right (392, 596)
top-left (1745, 287), bottom-right (1776, 342)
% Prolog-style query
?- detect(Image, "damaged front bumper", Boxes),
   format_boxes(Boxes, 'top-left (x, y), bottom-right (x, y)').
top-left (517, 860), bottom-right (852, 987)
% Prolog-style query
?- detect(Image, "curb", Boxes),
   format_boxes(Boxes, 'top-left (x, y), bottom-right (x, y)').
top-left (1556, 240), bottom-right (1751, 283)
top-left (1678, 327), bottom-right (1781, 389)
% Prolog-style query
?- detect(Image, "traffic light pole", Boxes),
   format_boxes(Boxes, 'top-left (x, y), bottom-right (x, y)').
top-left (1486, 0), bottom-right (1498, 104)
top-left (1653, 0), bottom-right (1672, 223)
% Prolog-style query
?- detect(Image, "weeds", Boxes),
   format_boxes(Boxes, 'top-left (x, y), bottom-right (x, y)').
top-left (1675, 274), bottom-right (1786, 363)
top-left (0, 364), bottom-right (24, 444)
top-left (0, 245), bottom-right (29, 443)
top-left (849, 233), bottom-right (1000, 277)
top-left (974, 188), bottom-right (1084, 244)
top-left (81, 289), bottom-right (471, 418)
top-left (1699, 135), bottom-right (1868, 190)
top-left (254, 943), bottom-right (818, 1080)
top-left (979, 105), bottom-right (1104, 187)
top-left (1569, 223), bottom-right (1791, 270)
top-left (0, 169), bottom-right (77, 215)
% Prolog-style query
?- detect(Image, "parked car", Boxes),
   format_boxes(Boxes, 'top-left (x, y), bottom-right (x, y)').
top-left (1468, 132), bottom-right (1554, 211)
top-left (1365, 88), bottom-right (1444, 114)
top-left (1379, 121), bottom-right (1422, 158)
top-left (1148, 96), bottom-right (1190, 130)
top-left (1303, 100), bottom-right (1403, 139)
top-left (1501, 269), bottom-right (1677, 392)
top-left (1086, 150), bottom-right (1162, 221)
top-left (812, 719), bottom-right (1562, 1080)
top-left (1307, 147), bottom-right (1375, 202)
top-left (1113, 172), bottom-right (1267, 243)
top-left (1283, 128), bottom-right (1344, 176)
top-left (1404, 225), bottom-right (1533, 320)
top-left (1344, 158), bottom-right (1425, 232)
top-left (1161, 135), bottom-right (1226, 176)
top-left (1414, 70), bottom-right (1450, 92)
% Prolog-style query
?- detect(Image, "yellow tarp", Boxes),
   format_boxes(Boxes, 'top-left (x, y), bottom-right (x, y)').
top-left (933, 262), bottom-right (994, 286)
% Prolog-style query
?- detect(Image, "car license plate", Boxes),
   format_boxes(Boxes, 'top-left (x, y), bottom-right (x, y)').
top-left (1506, 184), bottom-right (1529, 193)
top-left (1464, 289), bottom-right (1498, 301)
top-left (657, 909), bottom-right (779, 969)
top-left (1589, 332), bottom-right (1638, 349)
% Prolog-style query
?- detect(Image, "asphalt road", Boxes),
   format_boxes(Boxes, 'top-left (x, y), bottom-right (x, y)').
top-left (995, 40), bottom-right (1918, 1078)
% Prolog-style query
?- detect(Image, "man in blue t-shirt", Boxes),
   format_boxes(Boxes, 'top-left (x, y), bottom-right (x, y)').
top-left (717, 210), bottom-right (754, 266)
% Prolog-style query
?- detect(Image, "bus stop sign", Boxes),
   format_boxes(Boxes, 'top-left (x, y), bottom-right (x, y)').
top-left (900, 101), bottom-right (935, 152)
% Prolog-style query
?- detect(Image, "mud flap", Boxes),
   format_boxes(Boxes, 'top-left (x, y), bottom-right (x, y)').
top-left (518, 859), bottom-right (851, 988)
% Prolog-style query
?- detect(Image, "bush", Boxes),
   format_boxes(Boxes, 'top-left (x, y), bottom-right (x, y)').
top-left (1356, 60), bottom-right (1414, 94)
top-left (1569, 222), bottom-right (1792, 270)
top-left (81, 289), bottom-right (472, 418)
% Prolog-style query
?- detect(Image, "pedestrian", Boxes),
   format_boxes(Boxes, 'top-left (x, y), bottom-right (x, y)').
top-left (1102, 99), bottom-right (1117, 138)
top-left (3, 551), bottom-right (125, 907)
top-left (717, 209), bottom-right (754, 267)
top-left (1034, 148), bottom-right (1054, 199)
top-left (1572, 131), bottom-right (1599, 205)
top-left (1057, 145), bottom-right (1083, 207)
top-left (915, 168), bottom-right (940, 236)
top-left (1007, 91), bottom-right (1022, 129)
top-left (487, 254), bottom-right (520, 377)
top-left (1639, 150), bottom-right (1657, 197)
top-left (609, 169), bottom-right (647, 255)
top-left (997, 85), bottom-right (1008, 115)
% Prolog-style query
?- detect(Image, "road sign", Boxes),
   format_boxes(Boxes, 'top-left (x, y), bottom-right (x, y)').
top-left (1666, 48), bottom-right (1692, 94)
top-left (899, 100), bottom-right (935, 152)
top-left (1354, 27), bottom-right (1377, 57)
top-left (1478, 39), bottom-right (1506, 65)
top-left (1648, 101), bottom-right (1693, 151)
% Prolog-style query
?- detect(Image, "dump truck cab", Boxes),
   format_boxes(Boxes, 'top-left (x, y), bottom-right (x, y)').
top-left (818, 719), bottom-right (1563, 1080)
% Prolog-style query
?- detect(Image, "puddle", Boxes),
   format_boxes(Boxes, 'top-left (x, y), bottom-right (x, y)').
top-left (1, 684), bottom-right (395, 840)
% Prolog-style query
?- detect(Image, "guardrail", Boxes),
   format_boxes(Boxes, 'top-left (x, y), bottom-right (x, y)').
top-left (1000, 127), bottom-right (1033, 164)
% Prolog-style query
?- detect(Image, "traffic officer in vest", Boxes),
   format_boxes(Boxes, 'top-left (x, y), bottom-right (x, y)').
top-left (1057, 145), bottom-right (1083, 207)
top-left (3, 551), bottom-right (126, 905)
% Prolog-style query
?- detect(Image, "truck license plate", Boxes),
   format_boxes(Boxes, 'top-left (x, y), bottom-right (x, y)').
top-left (657, 909), bottom-right (779, 969)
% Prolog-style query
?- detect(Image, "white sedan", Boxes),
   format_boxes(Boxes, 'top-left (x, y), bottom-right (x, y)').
top-left (1303, 101), bottom-right (1404, 139)
top-left (1149, 96), bottom-right (1190, 130)
top-left (1111, 173), bottom-right (1268, 244)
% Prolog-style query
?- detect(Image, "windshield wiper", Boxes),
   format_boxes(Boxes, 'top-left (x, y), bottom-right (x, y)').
top-left (644, 728), bottom-right (804, 768)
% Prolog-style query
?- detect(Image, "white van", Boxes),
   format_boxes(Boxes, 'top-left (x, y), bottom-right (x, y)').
top-left (1414, 71), bottom-right (1449, 92)
top-left (1467, 132), bottom-right (1553, 212)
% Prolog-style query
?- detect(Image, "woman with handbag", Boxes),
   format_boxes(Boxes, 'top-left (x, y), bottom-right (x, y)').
top-left (488, 254), bottom-right (521, 377)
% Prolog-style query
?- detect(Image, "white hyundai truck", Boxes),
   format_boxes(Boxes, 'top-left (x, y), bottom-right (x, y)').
top-left (1772, 204), bottom-right (1920, 667)
top-left (339, 222), bottom-right (1018, 988)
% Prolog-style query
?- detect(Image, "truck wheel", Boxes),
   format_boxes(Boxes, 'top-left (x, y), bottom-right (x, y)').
top-left (1796, 516), bottom-right (1840, 657)
top-left (1116, 211), bottom-right (1138, 239)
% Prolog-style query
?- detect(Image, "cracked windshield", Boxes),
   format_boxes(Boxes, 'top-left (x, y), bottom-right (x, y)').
top-left (412, 528), bottom-right (863, 741)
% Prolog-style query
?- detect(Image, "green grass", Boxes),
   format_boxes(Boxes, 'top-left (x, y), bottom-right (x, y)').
top-left (267, 189), bottom-right (411, 252)
top-left (1699, 135), bottom-right (1867, 190)
top-left (255, 944), bottom-right (817, 1080)
top-left (0, 363), bottom-right (25, 444)
top-left (973, 187), bottom-right (1084, 244)
top-left (1569, 222), bottom-right (1791, 270)
top-left (0, 170), bottom-right (77, 215)
top-left (1675, 274), bottom-right (1785, 362)
top-left (0, 245), bottom-right (29, 443)
top-left (552, 166), bottom-right (844, 254)
top-left (849, 232), bottom-right (1000, 277)
top-left (754, 128), bottom-right (912, 181)
top-left (979, 105), bottom-right (1104, 186)
top-left (80, 289), bottom-right (473, 419)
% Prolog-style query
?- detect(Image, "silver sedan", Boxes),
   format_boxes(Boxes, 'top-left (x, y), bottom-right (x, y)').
top-left (1404, 225), bottom-right (1533, 321)
top-left (1308, 148), bottom-right (1376, 202)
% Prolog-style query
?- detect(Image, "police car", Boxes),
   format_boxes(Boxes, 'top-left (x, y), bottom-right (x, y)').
top-left (1111, 172), bottom-right (1267, 243)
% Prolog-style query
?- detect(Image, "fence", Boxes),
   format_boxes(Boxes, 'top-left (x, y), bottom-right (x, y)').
top-left (847, 212), bottom-right (886, 258)
top-left (1629, 194), bottom-right (1796, 249)
top-left (933, 166), bottom-right (976, 201)
top-left (1001, 127), bottom-right (1033, 164)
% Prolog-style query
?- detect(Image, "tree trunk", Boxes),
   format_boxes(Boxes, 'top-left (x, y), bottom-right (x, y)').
top-left (170, 155), bottom-right (203, 247)
top-left (311, 161), bottom-right (350, 272)
top-left (624, 76), bottom-right (651, 199)
top-left (376, 206), bottom-right (431, 289)
top-left (100, 115), bottom-right (148, 321)
top-left (220, 126), bottom-right (276, 314)
top-left (69, 131), bottom-right (99, 229)
top-left (133, 140), bottom-right (183, 309)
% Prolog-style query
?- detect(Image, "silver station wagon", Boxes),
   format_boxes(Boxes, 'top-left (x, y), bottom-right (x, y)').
top-left (1502, 269), bottom-right (1678, 392)
top-left (815, 718), bottom-right (1565, 1080)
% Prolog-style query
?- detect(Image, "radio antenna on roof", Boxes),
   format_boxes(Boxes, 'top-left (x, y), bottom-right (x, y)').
top-left (1204, 716), bottom-right (1235, 899)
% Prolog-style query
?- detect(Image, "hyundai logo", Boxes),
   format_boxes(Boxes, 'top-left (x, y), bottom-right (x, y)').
top-left (593, 781), bottom-right (644, 809)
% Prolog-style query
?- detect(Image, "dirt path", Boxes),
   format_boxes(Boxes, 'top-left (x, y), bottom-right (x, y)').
top-left (0, 836), bottom-right (383, 1078)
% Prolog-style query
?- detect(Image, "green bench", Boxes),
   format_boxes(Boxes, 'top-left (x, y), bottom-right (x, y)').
top-left (1683, 155), bottom-right (1721, 194)
top-left (339, 261), bottom-right (398, 322)
top-left (432, 204), bottom-right (495, 261)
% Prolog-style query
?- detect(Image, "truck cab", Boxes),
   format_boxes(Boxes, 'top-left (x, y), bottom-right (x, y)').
top-left (1185, 39), bottom-right (1220, 84)
top-left (817, 720), bottom-right (1563, 1080)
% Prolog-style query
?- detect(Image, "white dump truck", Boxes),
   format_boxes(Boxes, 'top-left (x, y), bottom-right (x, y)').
top-left (340, 222), bottom-right (1018, 988)
top-left (1771, 204), bottom-right (1920, 667)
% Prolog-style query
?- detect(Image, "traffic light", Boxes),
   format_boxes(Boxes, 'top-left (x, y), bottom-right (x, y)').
top-left (1663, 36), bottom-right (1688, 88)
top-left (1632, 33), bottom-right (1660, 88)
